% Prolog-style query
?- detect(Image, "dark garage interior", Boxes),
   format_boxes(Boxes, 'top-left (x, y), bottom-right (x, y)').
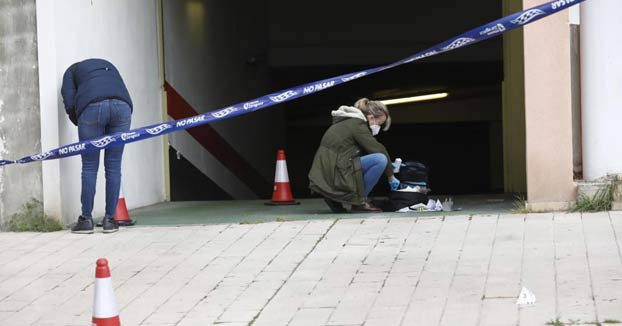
top-left (163, 0), bottom-right (513, 201)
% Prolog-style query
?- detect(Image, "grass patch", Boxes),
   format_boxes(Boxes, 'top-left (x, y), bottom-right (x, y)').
top-left (5, 199), bottom-right (63, 232)
top-left (511, 194), bottom-right (531, 214)
top-left (276, 217), bottom-right (289, 222)
top-left (572, 179), bottom-right (618, 212)
top-left (546, 318), bottom-right (565, 326)
top-left (239, 220), bottom-right (263, 225)
top-left (547, 319), bottom-right (621, 326)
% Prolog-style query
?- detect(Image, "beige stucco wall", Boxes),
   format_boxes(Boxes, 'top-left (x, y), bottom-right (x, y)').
top-left (523, 0), bottom-right (576, 211)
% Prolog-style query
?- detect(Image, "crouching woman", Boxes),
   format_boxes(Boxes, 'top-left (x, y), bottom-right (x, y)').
top-left (308, 98), bottom-right (400, 213)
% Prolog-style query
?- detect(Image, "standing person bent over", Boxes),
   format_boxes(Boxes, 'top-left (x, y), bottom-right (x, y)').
top-left (61, 58), bottom-right (133, 234)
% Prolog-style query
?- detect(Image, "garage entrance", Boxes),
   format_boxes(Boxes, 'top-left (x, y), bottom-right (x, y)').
top-left (162, 0), bottom-right (525, 203)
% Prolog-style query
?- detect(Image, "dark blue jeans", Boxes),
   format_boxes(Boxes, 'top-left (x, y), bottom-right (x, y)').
top-left (360, 153), bottom-right (387, 198)
top-left (78, 99), bottom-right (132, 219)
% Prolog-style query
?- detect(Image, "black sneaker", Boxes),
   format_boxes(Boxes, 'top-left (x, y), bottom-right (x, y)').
top-left (71, 216), bottom-right (94, 234)
top-left (102, 218), bottom-right (119, 233)
top-left (324, 197), bottom-right (347, 213)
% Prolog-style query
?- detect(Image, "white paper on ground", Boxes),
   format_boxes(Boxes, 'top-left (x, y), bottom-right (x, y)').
top-left (426, 199), bottom-right (435, 210)
top-left (516, 287), bottom-right (536, 305)
top-left (434, 199), bottom-right (443, 211)
top-left (396, 200), bottom-right (444, 213)
top-left (443, 198), bottom-right (454, 211)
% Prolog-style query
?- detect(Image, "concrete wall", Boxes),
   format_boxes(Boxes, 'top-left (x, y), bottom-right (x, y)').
top-left (580, 0), bottom-right (622, 181)
top-left (523, 0), bottom-right (575, 211)
top-left (0, 0), bottom-right (43, 226)
top-left (164, 0), bottom-right (284, 199)
top-left (36, 0), bottom-right (165, 224)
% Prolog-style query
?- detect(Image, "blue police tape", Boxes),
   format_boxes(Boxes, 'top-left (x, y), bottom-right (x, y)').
top-left (0, 0), bottom-right (584, 167)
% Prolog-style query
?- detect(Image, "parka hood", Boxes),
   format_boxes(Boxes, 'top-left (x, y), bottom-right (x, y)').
top-left (331, 106), bottom-right (367, 124)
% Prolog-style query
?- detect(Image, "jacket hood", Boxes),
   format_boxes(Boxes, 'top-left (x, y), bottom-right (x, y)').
top-left (331, 106), bottom-right (367, 124)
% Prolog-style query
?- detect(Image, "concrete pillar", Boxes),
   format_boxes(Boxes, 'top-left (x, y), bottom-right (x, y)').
top-left (502, 0), bottom-right (527, 194)
top-left (36, 0), bottom-right (63, 220)
top-left (523, 0), bottom-right (576, 211)
top-left (580, 0), bottom-right (622, 181)
top-left (0, 0), bottom-right (44, 226)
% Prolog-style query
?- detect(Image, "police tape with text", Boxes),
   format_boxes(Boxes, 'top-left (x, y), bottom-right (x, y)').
top-left (0, 0), bottom-right (586, 168)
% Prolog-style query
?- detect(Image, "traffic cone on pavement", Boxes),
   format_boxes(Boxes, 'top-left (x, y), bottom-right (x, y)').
top-left (265, 149), bottom-right (300, 205)
top-left (92, 258), bottom-right (120, 326)
top-left (97, 187), bottom-right (136, 227)
top-left (113, 187), bottom-right (135, 226)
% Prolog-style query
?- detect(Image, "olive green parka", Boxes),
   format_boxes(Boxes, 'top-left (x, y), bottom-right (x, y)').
top-left (308, 106), bottom-right (393, 205)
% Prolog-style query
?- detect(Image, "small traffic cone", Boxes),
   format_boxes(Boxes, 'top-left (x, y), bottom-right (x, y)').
top-left (96, 187), bottom-right (136, 227)
top-left (265, 149), bottom-right (300, 205)
top-left (92, 258), bottom-right (121, 326)
top-left (113, 188), bottom-right (135, 226)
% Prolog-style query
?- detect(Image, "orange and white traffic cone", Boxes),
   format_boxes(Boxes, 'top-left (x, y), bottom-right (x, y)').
top-left (113, 188), bottom-right (135, 226)
top-left (265, 149), bottom-right (300, 205)
top-left (92, 258), bottom-right (120, 326)
top-left (97, 187), bottom-right (136, 227)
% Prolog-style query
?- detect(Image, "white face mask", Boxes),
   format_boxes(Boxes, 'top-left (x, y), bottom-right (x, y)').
top-left (370, 124), bottom-right (381, 136)
top-left (369, 116), bottom-right (381, 136)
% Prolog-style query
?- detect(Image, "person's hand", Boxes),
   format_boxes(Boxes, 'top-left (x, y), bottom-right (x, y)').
top-left (389, 176), bottom-right (400, 191)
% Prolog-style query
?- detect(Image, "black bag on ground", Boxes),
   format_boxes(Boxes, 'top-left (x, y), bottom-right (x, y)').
top-left (386, 191), bottom-right (428, 211)
top-left (396, 161), bottom-right (428, 186)
top-left (383, 160), bottom-right (430, 211)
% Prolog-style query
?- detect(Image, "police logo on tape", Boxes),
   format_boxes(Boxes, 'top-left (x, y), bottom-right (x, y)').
top-left (30, 151), bottom-right (54, 161)
top-left (442, 38), bottom-right (476, 51)
top-left (511, 9), bottom-right (545, 25)
top-left (91, 136), bottom-right (116, 148)
top-left (145, 124), bottom-right (172, 135)
top-left (211, 107), bottom-right (238, 118)
top-left (121, 132), bottom-right (140, 141)
top-left (243, 100), bottom-right (264, 110)
top-left (480, 24), bottom-right (506, 36)
top-left (269, 91), bottom-right (297, 103)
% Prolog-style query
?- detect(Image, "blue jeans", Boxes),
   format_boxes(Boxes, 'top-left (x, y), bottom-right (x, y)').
top-left (360, 153), bottom-right (387, 198)
top-left (78, 99), bottom-right (132, 219)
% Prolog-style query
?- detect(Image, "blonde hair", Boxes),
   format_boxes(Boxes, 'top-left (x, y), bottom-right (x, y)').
top-left (354, 98), bottom-right (391, 131)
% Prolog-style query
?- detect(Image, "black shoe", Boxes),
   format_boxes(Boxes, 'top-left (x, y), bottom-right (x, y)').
top-left (71, 216), bottom-right (94, 234)
top-left (102, 218), bottom-right (119, 233)
top-left (324, 198), bottom-right (347, 213)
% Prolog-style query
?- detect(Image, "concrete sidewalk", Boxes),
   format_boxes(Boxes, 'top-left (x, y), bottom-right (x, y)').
top-left (1, 212), bottom-right (621, 326)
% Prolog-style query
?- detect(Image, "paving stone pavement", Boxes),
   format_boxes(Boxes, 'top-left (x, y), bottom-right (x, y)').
top-left (1, 212), bottom-right (622, 326)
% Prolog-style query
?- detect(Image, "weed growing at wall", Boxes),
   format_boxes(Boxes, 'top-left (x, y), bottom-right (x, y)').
top-left (511, 193), bottom-right (531, 214)
top-left (5, 199), bottom-right (63, 232)
top-left (572, 177), bottom-right (618, 212)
